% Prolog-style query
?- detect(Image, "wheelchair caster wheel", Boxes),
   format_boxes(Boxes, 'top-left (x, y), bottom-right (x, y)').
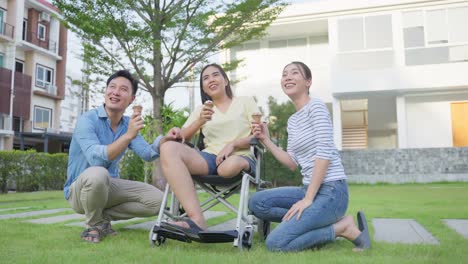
top-left (239, 230), bottom-right (252, 250)
top-left (156, 235), bottom-right (166, 246)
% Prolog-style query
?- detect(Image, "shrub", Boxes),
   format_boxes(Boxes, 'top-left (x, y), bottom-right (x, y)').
top-left (0, 150), bottom-right (68, 193)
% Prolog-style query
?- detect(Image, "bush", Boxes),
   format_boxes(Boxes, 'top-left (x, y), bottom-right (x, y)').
top-left (0, 150), bottom-right (68, 193)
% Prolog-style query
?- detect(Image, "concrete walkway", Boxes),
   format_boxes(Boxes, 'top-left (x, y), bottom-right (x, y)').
top-left (2, 207), bottom-right (468, 244)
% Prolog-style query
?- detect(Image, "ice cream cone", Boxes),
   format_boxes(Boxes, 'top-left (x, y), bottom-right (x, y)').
top-left (251, 112), bottom-right (262, 123)
top-left (204, 100), bottom-right (214, 109)
top-left (132, 105), bottom-right (143, 114)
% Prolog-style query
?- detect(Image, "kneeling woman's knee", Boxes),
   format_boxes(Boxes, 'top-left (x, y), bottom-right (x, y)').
top-left (248, 192), bottom-right (261, 213)
top-left (265, 234), bottom-right (287, 252)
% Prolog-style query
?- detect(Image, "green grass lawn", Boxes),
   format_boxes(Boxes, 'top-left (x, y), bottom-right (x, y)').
top-left (1, 183), bottom-right (468, 264)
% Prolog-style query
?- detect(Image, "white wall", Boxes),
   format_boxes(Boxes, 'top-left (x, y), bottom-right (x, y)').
top-left (405, 92), bottom-right (468, 148)
top-left (230, 36), bottom-right (331, 115)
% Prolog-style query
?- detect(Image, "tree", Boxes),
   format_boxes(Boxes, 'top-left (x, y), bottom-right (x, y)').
top-left (54, 0), bottom-right (287, 134)
top-left (267, 96), bottom-right (295, 149)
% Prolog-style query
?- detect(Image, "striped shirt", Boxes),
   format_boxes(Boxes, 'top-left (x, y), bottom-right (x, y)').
top-left (287, 98), bottom-right (346, 185)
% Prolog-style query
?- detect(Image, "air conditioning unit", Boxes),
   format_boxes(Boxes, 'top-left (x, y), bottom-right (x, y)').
top-left (40, 12), bottom-right (51, 22)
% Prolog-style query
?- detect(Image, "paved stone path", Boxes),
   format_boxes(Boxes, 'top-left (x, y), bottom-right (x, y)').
top-left (373, 218), bottom-right (439, 244)
top-left (2, 208), bottom-right (468, 244)
top-left (443, 219), bottom-right (468, 238)
top-left (0, 208), bottom-right (71, 220)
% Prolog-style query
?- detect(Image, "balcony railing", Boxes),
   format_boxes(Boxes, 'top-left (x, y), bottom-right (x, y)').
top-left (0, 22), bottom-right (14, 39)
top-left (25, 31), bottom-right (57, 53)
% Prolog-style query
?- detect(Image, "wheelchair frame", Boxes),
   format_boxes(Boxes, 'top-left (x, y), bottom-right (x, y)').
top-left (149, 138), bottom-right (270, 250)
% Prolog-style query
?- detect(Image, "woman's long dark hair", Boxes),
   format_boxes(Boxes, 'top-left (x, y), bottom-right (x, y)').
top-left (199, 63), bottom-right (233, 104)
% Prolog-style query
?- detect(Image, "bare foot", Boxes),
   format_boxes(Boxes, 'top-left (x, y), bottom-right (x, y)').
top-left (334, 215), bottom-right (361, 241)
top-left (168, 218), bottom-right (207, 230)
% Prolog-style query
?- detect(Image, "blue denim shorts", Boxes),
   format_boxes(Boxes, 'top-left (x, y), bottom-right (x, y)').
top-left (198, 151), bottom-right (256, 176)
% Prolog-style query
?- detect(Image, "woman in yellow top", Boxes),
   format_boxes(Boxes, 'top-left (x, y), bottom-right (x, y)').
top-left (160, 63), bottom-right (259, 232)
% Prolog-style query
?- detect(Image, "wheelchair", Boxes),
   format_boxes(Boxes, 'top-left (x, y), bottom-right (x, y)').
top-left (149, 137), bottom-right (271, 250)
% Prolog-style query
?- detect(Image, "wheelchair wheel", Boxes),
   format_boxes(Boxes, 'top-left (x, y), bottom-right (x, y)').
top-left (156, 235), bottom-right (166, 246)
top-left (149, 226), bottom-right (166, 247)
top-left (239, 229), bottom-right (253, 250)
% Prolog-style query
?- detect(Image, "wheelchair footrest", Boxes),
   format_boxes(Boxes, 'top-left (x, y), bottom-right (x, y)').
top-left (152, 224), bottom-right (238, 244)
top-left (152, 225), bottom-right (192, 243)
top-left (198, 230), bottom-right (238, 243)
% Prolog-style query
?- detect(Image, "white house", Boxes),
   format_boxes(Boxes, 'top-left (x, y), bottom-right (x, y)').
top-left (222, 0), bottom-right (468, 150)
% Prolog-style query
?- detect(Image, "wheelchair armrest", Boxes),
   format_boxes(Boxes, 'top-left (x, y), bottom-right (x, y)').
top-left (250, 137), bottom-right (265, 154)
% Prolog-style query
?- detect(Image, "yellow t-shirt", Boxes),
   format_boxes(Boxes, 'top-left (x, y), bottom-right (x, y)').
top-left (183, 96), bottom-right (260, 157)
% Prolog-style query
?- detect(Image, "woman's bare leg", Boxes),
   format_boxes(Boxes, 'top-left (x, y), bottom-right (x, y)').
top-left (160, 141), bottom-right (210, 229)
top-left (217, 156), bottom-right (250, 178)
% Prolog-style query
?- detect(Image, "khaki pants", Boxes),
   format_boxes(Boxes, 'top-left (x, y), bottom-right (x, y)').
top-left (67, 166), bottom-right (163, 227)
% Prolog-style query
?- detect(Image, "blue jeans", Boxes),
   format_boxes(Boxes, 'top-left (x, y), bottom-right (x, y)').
top-left (248, 179), bottom-right (348, 252)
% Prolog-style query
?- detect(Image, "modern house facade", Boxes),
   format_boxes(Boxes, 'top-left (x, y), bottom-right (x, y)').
top-left (223, 0), bottom-right (468, 150)
top-left (0, 0), bottom-right (68, 152)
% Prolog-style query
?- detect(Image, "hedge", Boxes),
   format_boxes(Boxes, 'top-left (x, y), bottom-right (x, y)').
top-left (0, 150), bottom-right (68, 193)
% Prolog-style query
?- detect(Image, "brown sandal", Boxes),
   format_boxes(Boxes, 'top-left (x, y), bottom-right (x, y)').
top-left (80, 226), bottom-right (103, 243)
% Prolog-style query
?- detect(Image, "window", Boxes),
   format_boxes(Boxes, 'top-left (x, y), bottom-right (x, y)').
top-left (0, 9), bottom-right (5, 35)
top-left (0, 53), bottom-right (4, 68)
top-left (38, 23), bottom-right (46, 41)
top-left (22, 19), bottom-right (27, 40)
top-left (403, 6), bottom-right (468, 65)
top-left (34, 106), bottom-right (52, 130)
top-left (268, 38), bottom-right (307, 49)
top-left (35, 64), bottom-right (53, 89)
top-left (338, 14), bottom-right (393, 52)
top-left (15, 60), bottom-right (24, 73)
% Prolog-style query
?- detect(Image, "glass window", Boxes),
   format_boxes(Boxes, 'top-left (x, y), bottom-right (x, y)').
top-left (34, 106), bottom-right (52, 130)
top-left (15, 60), bottom-right (24, 73)
top-left (0, 9), bottom-right (4, 35)
top-left (338, 17), bottom-right (364, 51)
top-left (0, 53), bottom-right (4, 68)
top-left (269, 40), bottom-right (287, 49)
top-left (22, 19), bottom-right (27, 41)
top-left (38, 23), bottom-right (46, 40)
top-left (448, 7), bottom-right (468, 43)
top-left (405, 46), bottom-right (449, 65)
top-left (365, 15), bottom-right (393, 49)
top-left (426, 9), bottom-right (448, 44)
top-left (35, 65), bottom-right (53, 89)
top-left (403, 11), bottom-right (423, 28)
top-left (449, 45), bottom-right (468, 62)
top-left (404, 27), bottom-right (425, 48)
top-left (288, 38), bottom-right (307, 47)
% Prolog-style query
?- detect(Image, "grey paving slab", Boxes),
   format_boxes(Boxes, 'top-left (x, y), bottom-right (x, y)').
top-left (373, 218), bottom-right (439, 245)
top-left (0, 208), bottom-right (71, 220)
top-left (0, 207), bottom-right (31, 212)
top-left (208, 218), bottom-right (237, 231)
top-left (125, 210), bottom-right (227, 230)
top-left (443, 219), bottom-right (468, 238)
top-left (25, 214), bottom-right (84, 224)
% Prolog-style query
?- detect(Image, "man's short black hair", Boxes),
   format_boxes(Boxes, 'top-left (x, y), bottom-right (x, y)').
top-left (106, 70), bottom-right (139, 95)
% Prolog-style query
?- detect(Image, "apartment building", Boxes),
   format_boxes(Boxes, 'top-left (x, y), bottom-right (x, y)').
top-left (223, 0), bottom-right (468, 150)
top-left (0, 0), bottom-right (68, 152)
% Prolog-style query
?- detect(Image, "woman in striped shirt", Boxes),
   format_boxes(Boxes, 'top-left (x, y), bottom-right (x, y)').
top-left (249, 61), bottom-right (371, 252)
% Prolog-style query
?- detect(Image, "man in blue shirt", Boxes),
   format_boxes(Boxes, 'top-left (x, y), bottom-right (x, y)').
top-left (64, 70), bottom-right (182, 243)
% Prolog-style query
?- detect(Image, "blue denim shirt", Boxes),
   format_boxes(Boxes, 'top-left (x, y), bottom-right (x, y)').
top-left (64, 105), bottom-right (162, 199)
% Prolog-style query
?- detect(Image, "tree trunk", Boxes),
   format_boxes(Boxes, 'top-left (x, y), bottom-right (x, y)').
top-left (150, 84), bottom-right (165, 189)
